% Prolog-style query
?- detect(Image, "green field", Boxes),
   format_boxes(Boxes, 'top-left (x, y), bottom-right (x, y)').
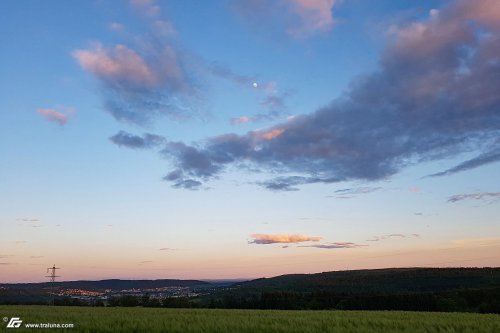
top-left (1, 306), bottom-right (499, 333)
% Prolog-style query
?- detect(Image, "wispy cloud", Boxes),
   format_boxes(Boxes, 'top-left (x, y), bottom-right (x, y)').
top-left (16, 218), bottom-right (43, 228)
top-left (76, 0), bottom-right (286, 127)
top-left (159, 247), bottom-right (176, 251)
top-left (208, 66), bottom-right (291, 125)
top-left (37, 106), bottom-right (75, 125)
top-left (109, 22), bottom-right (125, 32)
top-left (109, 131), bottom-right (165, 149)
top-left (16, 218), bottom-right (39, 222)
top-left (249, 233), bottom-right (321, 244)
top-left (287, 0), bottom-right (337, 38)
top-left (298, 242), bottom-right (366, 249)
top-left (258, 176), bottom-right (340, 192)
top-left (231, 116), bottom-right (253, 125)
top-left (0, 255), bottom-right (15, 259)
top-left (73, 41), bottom-right (199, 125)
top-left (447, 192), bottom-right (500, 203)
top-left (130, 0), bottom-right (160, 17)
top-left (157, 1), bottom-right (500, 191)
top-left (449, 237), bottom-right (500, 247)
top-left (233, 0), bottom-right (337, 39)
top-left (429, 147), bottom-right (500, 177)
top-left (327, 186), bottom-right (383, 199)
top-left (73, 0), bottom-right (201, 125)
top-left (367, 234), bottom-right (420, 242)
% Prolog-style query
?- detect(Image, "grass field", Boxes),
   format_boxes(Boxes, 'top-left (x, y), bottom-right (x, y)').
top-left (0, 306), bottom-right (499, 333)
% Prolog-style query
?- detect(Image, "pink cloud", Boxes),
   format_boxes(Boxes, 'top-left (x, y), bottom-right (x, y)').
top-left (288, 0), bottom-right (337, 38)
top-left (73, 44), bottom-right (157, 88)
top-left (231, 116), bottom-right (253, 125)
top-left (384, 0), bottom-right (500, 105)
top-left (74, 43), bottom-right (190, 94)
top-left (72, 1), bottom-right (200, 124)
top-left (250, 233), bottom-right (321, 244)
top-left (234, 0), bottom-right (337, 39)
top-left (37, 107), bottom-right (74, 126)
top-left (454, 0), bottom-right (500, 30)
top-left (256, 128), bottom-right (285, 141)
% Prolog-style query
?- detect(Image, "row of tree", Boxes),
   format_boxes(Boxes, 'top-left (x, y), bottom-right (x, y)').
top-left (100, 288), bottom-right (500, 313)
top-left (2, 288), bottom-right (499, 313)
top-left (206, 288), bottom-right (500, 313)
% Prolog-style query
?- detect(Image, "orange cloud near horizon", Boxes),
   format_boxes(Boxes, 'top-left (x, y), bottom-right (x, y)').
top-left (250, 233), bottom-right (321, 244)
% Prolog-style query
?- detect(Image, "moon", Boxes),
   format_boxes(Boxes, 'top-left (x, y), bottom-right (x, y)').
top-left (252, 82), bottom-right (258, 88)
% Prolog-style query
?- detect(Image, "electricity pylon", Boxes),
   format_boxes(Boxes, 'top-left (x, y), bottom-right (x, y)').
top-left (45, 265), bottom-right (61, 306)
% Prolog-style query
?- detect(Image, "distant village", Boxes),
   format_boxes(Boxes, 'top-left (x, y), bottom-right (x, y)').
top-left (57, 286), bottom-right (201, 302)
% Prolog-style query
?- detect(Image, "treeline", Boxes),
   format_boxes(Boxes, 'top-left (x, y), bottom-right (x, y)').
top-left (1, 289), bottom-right (499, 314)
top-left (205, 288), bottom-right (500, 313)
top-left (107, 295), bottom-right (192, 308)
top-left (235, 268), bottom-right (500, 294)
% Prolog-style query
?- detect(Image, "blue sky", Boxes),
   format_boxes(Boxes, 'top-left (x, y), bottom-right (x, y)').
top-left (1, 0), bottom-right (499, 282)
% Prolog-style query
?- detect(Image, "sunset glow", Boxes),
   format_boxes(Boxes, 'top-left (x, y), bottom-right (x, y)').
top-left (1, 0), bottom-right (499, 283)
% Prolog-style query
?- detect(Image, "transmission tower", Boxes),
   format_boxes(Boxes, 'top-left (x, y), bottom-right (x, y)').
top-left (45, 265), bottom-right (61, 306)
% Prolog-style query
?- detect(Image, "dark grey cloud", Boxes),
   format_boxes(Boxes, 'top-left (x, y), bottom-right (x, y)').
top-left (157, 1), bottom-right (500, 190)
top-left (110, 131), bottom-right (165, 149)
top-left (447, 192), bottom-right (500, 203)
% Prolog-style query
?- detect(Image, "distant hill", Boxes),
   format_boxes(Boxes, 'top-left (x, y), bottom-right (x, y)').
top-left (2, 268), bottom-right (500, 312)
top-left (1, 279), bottom-right (211, 291)
top-left (234, 267), bottom-right (500, 294)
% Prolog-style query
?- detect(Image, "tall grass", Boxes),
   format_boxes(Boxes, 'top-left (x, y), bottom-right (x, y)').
top-left (0, 306), bottom-right (499, 333)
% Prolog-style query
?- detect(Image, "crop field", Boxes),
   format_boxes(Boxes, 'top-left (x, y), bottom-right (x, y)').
top-left (0, 306), bottom-right (499, 333)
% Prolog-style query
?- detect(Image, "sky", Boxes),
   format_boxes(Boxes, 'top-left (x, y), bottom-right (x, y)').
top-left (1, 0), bottom-right (499, 283)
